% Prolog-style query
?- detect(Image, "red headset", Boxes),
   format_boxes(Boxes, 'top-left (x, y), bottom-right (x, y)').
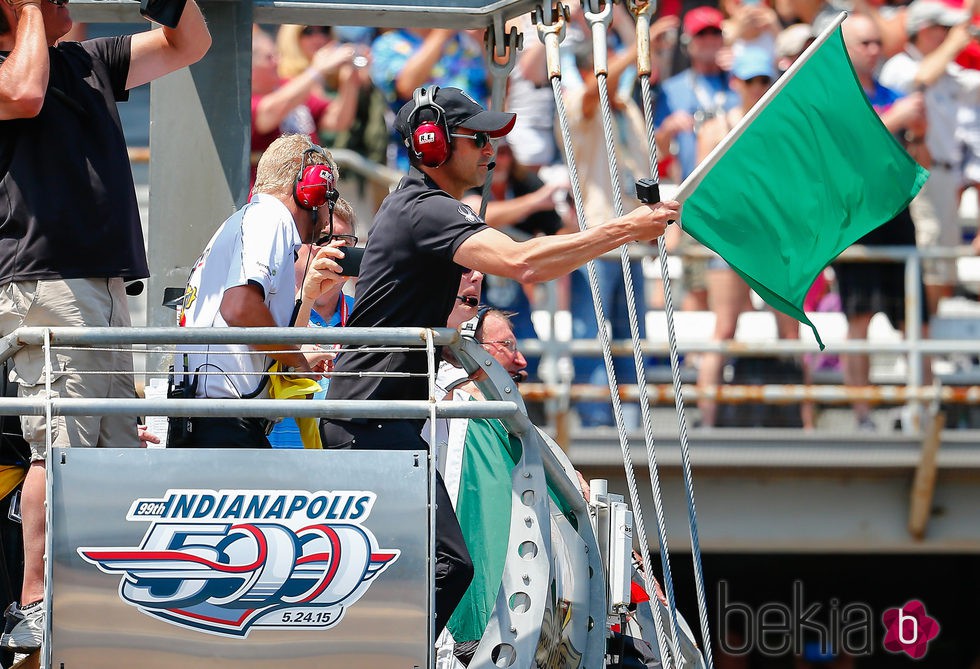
top-left (293, 139), bottom-right (337, 210)
top-left (407, 85), bottom-right (451, 168)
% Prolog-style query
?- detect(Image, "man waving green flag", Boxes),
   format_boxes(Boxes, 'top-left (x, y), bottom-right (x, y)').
top-left (676, 15), bottom-right (929, 349)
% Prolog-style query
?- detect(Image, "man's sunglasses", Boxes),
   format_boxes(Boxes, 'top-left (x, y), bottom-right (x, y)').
top-left (693, 27), bottom-right (723, 37)
top-left (450, 131), bottom-right (491, 149)
top-left (48, 0), bottom-right (69, 6)
top-left (314, 233), bottom-right (358, 247)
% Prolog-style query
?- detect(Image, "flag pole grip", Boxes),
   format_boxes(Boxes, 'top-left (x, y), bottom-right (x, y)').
top-left (636, 178), bottom-right (674, 225)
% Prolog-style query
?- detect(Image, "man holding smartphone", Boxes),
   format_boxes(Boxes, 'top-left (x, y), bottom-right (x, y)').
top-left (321, 85), bottom-right (678, 637)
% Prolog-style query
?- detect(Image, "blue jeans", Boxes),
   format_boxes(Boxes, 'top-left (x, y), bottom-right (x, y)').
top-left (570, 259), bottom-right (647, 427)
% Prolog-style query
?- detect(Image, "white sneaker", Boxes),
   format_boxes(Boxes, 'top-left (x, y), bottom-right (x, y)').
top-left (0, 601), bottom-right (43, 653)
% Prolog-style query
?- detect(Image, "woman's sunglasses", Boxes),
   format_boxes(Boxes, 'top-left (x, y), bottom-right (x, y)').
top-left (301, 26), bottom-right (332, 37)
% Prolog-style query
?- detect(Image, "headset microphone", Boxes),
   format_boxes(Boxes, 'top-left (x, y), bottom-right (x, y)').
top-left (486, 161), bottom-right (496, 171)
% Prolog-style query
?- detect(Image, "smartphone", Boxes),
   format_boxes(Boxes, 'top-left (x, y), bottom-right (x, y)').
top-left (336, 246), bottom-right (364, 277)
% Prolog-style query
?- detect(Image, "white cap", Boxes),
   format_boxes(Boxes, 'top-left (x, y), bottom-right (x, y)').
top-left (905, 0), bottom-right (967, 36)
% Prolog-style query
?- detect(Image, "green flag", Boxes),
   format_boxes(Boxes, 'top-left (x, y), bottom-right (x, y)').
top-left (447, 416), bottom-right (517, 642)
top-left (677, 24), bottom-right (928, 349)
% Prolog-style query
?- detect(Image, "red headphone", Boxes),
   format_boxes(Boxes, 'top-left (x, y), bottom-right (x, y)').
top-left (407, 86), bottom-right (451, 168)
top-left (293, 139), bottom-right (337, 210)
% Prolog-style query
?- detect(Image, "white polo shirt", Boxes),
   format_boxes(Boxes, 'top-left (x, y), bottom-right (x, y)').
top-left (178, 193), bottom-right (302, 399)
top-left (880, 45), bottom-right (980, 165)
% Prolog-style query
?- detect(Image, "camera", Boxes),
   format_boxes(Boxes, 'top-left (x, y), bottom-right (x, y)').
top-left (137, 0), bottom-right (187, 30)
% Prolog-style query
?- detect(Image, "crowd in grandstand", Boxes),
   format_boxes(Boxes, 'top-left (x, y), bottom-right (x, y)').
top-left (244, 0), bottom-right (980, 431)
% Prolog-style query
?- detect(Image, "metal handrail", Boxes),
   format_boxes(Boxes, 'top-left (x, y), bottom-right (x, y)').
top-left (0, 327), bottom-right (530, 422)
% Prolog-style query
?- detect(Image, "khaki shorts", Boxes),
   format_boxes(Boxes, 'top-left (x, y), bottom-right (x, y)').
top-left (909, 167), bottom-right (961, 286)
top-left (0, 278), bottom-right (140, 460)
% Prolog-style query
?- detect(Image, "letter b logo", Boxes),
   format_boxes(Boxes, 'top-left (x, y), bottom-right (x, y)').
top-left (898, 608), bottom-right (918, 644)
top-left (882, 600), bottom-right (939, 660)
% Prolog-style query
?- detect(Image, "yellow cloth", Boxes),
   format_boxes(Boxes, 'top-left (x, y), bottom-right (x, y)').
top-left (0, 465), bottom-right (27, 501)
top-left (268, 363), bottom-right (323, 449)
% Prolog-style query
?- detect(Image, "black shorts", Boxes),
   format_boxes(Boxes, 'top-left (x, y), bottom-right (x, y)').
top-left (834, 207), bottom-right (928, 328)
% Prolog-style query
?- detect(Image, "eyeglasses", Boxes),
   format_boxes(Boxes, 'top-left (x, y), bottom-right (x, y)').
top-left (450, 131), bottom-right (491, 149)
top-left (744, 75), bottom-right (773, 86)
top-left (301, 26), bottom-right (332, 37)
top-left (480, 339), bottom-right (518, 354)
top-left (456, 295), bottom-right (479, 308)
top-left (314, 233), bottom-right (358, 247)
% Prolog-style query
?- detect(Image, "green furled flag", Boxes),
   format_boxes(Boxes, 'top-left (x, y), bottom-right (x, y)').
top-left (445, 410), bottom-right (574, 643)
top-left (676, 20), bottom-right (928, 349)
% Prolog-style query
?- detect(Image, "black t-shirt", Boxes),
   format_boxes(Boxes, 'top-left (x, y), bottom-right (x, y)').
top-left (0, 36), bottom-right (147, 285)
top-left (327, 169), bottom-right (487, 403)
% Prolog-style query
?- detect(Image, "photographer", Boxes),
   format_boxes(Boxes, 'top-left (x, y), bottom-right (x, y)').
top-left (0, 0), bottom-right (209, 653)
top-left (268, 196), bottom-right (358, 449)
top-left (880, 0), bottom-right (980, 316)
top-left (172, 135), bottom-right (343, 449)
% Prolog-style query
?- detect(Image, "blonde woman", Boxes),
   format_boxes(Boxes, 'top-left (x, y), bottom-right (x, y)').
top-left (274, 25), bottom-right (387, 163)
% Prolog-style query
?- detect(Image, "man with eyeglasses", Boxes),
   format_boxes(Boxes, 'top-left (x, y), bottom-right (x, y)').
top-left (0, 0), bottom-right (210, 654)
top-left (268, 196), bottom-right (359, 448)
top-left (321, 85), bottom-right (677, 636)
top-left (425, 306), bottom-right (524, 664)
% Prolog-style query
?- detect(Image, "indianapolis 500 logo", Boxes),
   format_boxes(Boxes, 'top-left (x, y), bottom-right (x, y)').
top-left (78, 489), bottom-right (400, 637)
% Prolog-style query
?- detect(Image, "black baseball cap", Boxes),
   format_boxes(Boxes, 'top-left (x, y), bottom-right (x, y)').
top-left (395, 86), bottom-right (516, 140)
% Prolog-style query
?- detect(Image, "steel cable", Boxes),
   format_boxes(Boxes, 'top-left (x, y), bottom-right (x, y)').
top-left (639, 64), bottom-right (715, 669)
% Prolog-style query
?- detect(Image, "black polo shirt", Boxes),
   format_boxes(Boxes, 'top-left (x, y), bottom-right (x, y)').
top-left (327, 169), bottom-right (487, 403)
top-left (0, 36), bottom-right (146, 285)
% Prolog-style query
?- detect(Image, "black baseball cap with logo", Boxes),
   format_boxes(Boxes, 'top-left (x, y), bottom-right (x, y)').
top-left (394, 86), bottom-right (516, 140)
